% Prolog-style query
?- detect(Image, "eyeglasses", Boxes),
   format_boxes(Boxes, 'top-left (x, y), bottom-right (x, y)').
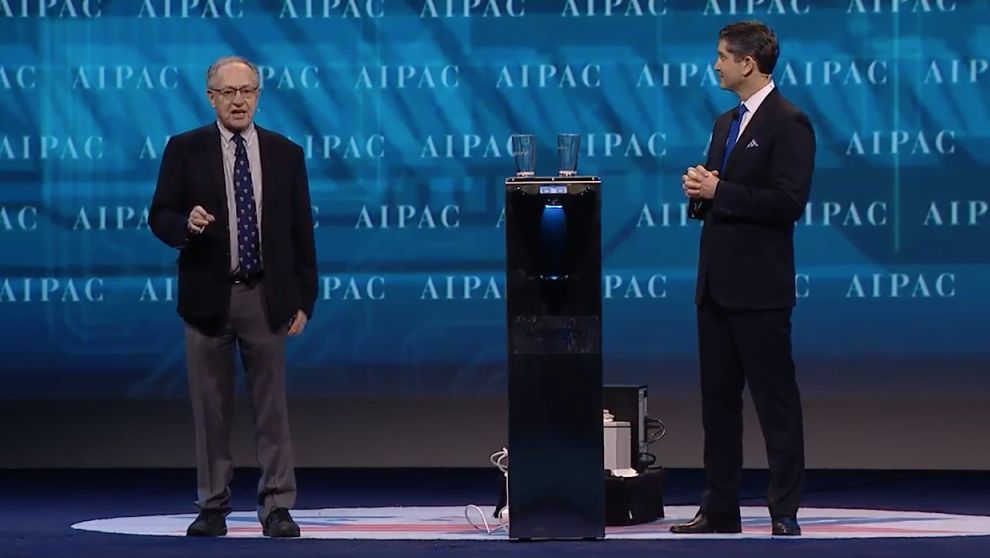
top-left (209, 86), bottom-right (260, 100)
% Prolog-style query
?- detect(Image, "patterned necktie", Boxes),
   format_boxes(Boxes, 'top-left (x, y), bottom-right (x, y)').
top-left (232, 133), bottom-right (261, 274)
top-left (720, 103), bottom-right (749, 173)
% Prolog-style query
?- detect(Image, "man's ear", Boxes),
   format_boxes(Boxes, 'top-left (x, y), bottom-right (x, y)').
top-left (743, 56), bottom-right (756, 77)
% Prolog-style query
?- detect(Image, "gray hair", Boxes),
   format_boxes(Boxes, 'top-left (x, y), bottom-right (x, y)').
top-left (206, 56), bottom-right (260, 88)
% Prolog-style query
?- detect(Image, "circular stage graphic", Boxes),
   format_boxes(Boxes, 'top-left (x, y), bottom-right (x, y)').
top-left (72, 505), bottom-right (990, 540)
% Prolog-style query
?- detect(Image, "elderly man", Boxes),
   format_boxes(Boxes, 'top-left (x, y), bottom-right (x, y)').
top-left (149, 56), bottom-right (317, 538)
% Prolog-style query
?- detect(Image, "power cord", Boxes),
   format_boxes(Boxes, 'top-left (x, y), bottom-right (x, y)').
top-left (465, 448), bottom-right (509, 534)
top-left (639, 416), bottom-right (668, 471)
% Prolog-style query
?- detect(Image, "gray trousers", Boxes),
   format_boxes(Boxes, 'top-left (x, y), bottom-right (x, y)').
top-left (184, 282), bottom-right (296, 521)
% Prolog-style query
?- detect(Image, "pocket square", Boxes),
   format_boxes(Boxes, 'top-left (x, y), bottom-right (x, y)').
top-left (746, 139), bottom-right (759, 149)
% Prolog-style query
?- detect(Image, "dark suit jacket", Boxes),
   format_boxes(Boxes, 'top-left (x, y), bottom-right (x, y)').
top-left (149, 123), bottom-right (318, 330)
top-left (690, 88), bottom-right (815, 309)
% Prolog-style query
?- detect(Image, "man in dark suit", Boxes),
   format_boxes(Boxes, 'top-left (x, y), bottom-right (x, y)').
top-left (671, 21), bottom-right (815, 537)
top-left (149, 56), bottom-right (317, 538)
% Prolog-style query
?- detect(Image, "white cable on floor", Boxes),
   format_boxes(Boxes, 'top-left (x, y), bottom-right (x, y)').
top-left (465, 448), bottom-right (509, 534)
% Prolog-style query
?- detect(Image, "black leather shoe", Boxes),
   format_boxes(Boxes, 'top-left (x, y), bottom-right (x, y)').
top-left (262, 508), bottom-right (301, 538)
top-left (772, 517), bottom-right (802, 536)
top-left (670, 512), bottom-right (742, 534)
top-left (186, 510), bottom-right (227, 537)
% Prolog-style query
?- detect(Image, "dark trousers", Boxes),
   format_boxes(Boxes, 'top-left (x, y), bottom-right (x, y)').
top-left (697, 293), bottom-right (805, 519)
top-left (184, 282), bottom-right (295, 521)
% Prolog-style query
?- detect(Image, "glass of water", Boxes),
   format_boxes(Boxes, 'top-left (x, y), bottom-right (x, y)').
top-left (511, 134), bottom-right (536, 177)
top-left (557, 133), bottom-right (581, 176)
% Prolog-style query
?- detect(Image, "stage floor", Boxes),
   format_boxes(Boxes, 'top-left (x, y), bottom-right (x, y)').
top-left (3, 469), bottom-right (990, 557)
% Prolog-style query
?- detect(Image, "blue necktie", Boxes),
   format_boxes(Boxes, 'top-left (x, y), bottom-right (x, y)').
top-left (720, 103), bottom-right (748, 173)
top-left (232, 133), bottom-right (261, 274)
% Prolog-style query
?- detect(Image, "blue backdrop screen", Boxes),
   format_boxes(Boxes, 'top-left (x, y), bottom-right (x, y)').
top-left (1, 0), bottom-right (988, 399)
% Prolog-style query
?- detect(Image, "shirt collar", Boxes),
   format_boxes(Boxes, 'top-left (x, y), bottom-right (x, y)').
top-left (216, 120), bottom-right (256, 147)
top-left (741, 79), bottom-right (775, 115)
